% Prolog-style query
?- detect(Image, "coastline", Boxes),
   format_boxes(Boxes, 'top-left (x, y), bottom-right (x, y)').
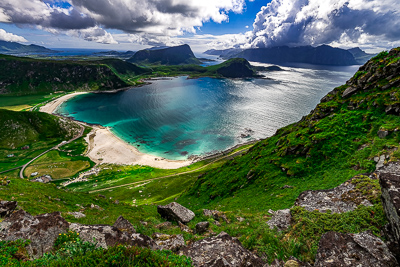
top-left (39, 91), bottom-right (192, 169)
top-left (39, 92), bottom-right (88, 114)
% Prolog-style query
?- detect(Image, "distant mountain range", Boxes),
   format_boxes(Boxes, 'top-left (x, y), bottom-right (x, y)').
top-left (127, 44), bottom-right (200, 65)
top-left (0, 40), bottom-right (56, 54)
top-left (205, 45), bottom-right (376, 66)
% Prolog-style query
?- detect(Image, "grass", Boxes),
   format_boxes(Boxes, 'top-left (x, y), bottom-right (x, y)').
top-left (0, 93), bottom-right (64, 111)
top-left (24, 150), bottom-right (92, 179)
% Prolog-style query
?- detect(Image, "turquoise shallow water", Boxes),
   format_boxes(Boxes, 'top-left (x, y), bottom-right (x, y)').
top-left (57, 65), bottom-right (359, 160)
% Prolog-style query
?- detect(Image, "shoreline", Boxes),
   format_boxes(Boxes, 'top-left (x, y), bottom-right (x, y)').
top-left (39, 91), bottom-right (192, 169)
top-left (39, 89), bottom-right (259, 169)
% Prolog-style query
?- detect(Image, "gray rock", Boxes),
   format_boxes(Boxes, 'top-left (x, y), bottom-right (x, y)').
top-left (195, 221), bottom-right (209, 234)
top-left (179, 231), bottom-right (264, 267)
top-left (203, 209), bottom-right (229, 223)
top-left (267, 209), bottom-right (292, 231)
top-left (376, 155), bottom-right (386, 170)
top-left (379, 173), bottom-right (400, 247)
top-left (314, 231), bottom-right (398, 267)
top-left (237, 217), bottom-right (245, 222)
top-left (179, 221), bottom-right (192, 233)
top-left (155, 221), bottom-right (172, 229)
top-left (294, 176), bottom-right (373, 213)
top-left (0, 210), bottom-right (69, 258)
top-left (342, 86), bottom-right (358, 98)
top-left (157, 202), bottom-right (195, 224)
top-left (113, 215), bottom-right (136, 233)
top-left (69, 223), bottom-right (156, 249)
top-left (153, 233), bottom-right (185, 252)
top-left (0, 201), bottom-right (17, 218)
top-left (378, 130), bottom-right (389, 138)
top-left (67, 211), bottom-right (86, 219)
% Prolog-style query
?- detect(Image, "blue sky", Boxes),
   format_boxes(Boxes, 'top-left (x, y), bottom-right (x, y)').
top-left (0, 0), bottom-right (399, 53)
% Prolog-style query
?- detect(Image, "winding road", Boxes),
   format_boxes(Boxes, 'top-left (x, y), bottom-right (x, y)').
top-left (18, 124), bottom-right (85, 179)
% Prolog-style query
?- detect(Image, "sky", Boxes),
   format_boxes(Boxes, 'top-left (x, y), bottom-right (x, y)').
top-left (0, 0), bottom-right (400, 53)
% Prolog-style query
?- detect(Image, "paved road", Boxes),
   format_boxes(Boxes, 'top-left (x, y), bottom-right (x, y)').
top-left (19, 125), bottom-right (85, 179)
top-left (89, 145), bottom-right (253, 194)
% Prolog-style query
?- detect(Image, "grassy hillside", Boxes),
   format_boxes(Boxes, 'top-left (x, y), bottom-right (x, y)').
top-left (1, 49), bottom-right (399, 265)
top-left (0, 55), bottom-right (132, 95)
top-left (0, 109), bottom-right (80, 149)
top-left (179, 49), bottom-right (400, 210)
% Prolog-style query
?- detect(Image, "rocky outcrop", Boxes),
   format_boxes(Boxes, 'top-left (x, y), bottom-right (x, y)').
top-left (153, 233), bottom-right (185, 252)
top-left (179, 231), bottom-right (264, 267)
top-left (0, 200), bottom-right (17, 217)
top-left (294, 176), bottom-right (374, 213)
top-left (379, 173), bottom-right (400, 246)
top-left (195, 221), bottom-right (209, 234)
top-left (315, 231), bottom-right (398, 266)
top-left (267, 209), bottom-right (292, 231)
top-left (157, 202), bottom-right (195, 224)
top-left (0, 210), bottom-right (69, 258)
top-left (69, 223), bottom-right (157, 249)
top-left (344, 49), bottom-right (400, 101)
top-left (113, 215), bottom-right (136, 233)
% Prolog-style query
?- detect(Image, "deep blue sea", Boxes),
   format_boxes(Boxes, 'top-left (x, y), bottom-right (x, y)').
top-left (57, 64), bottom-right (359, 160)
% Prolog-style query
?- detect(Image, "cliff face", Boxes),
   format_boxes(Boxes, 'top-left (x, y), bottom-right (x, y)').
top-left (127, 44), bottom-right (200, 65)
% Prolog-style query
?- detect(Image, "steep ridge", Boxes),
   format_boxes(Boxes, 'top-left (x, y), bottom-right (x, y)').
top-left (128, 44), bottom-right (200, 65)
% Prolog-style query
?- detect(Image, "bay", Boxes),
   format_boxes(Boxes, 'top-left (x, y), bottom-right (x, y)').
top-left (57, 64), bottom-right (359, 160)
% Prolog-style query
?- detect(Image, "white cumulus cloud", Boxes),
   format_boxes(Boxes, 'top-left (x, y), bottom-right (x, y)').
top-left (0, 28), bottom-right (27, 42)
top-left (247, 0), bottom-right (400, 50)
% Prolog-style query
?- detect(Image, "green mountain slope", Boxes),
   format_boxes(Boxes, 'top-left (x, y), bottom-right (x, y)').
top-left (179, 49), bottom-right (400, 211)
top-left (0, 55), bottom-right (131, 95)
top-left (0, 109), bottom-right (80, 149)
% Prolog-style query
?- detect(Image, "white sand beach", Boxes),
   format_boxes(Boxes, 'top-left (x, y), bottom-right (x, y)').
top-left (40, 92), bottom-right (191, 169)
top-left (39, 92), bottom-right (88, 114)
top-left (85, 126), bottom-right (191, 169)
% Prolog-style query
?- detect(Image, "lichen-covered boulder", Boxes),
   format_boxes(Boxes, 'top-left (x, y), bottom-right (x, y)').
top-left (379, 173), bottom-right (400, 242)
top-left (267, 209), bottom-right (291, 231)
top-left (314, 231), bottom-right (398, 267)
top-left (0, 201), bottom-right (17, 218)
top-left (157, 202), bottom-right (195, 224)
top-left (0, 210), bottom-right (69, 258)
top-left (69, 223), bottom-right (156, 249)
top-left (153, 233), bottom-right (185, 252)
top-left (113, 215), bottom-right (136, 233)
top-left (294, 175), bottom-right (374, 213)
top-left (179, 231), bottom-right (264, 267)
